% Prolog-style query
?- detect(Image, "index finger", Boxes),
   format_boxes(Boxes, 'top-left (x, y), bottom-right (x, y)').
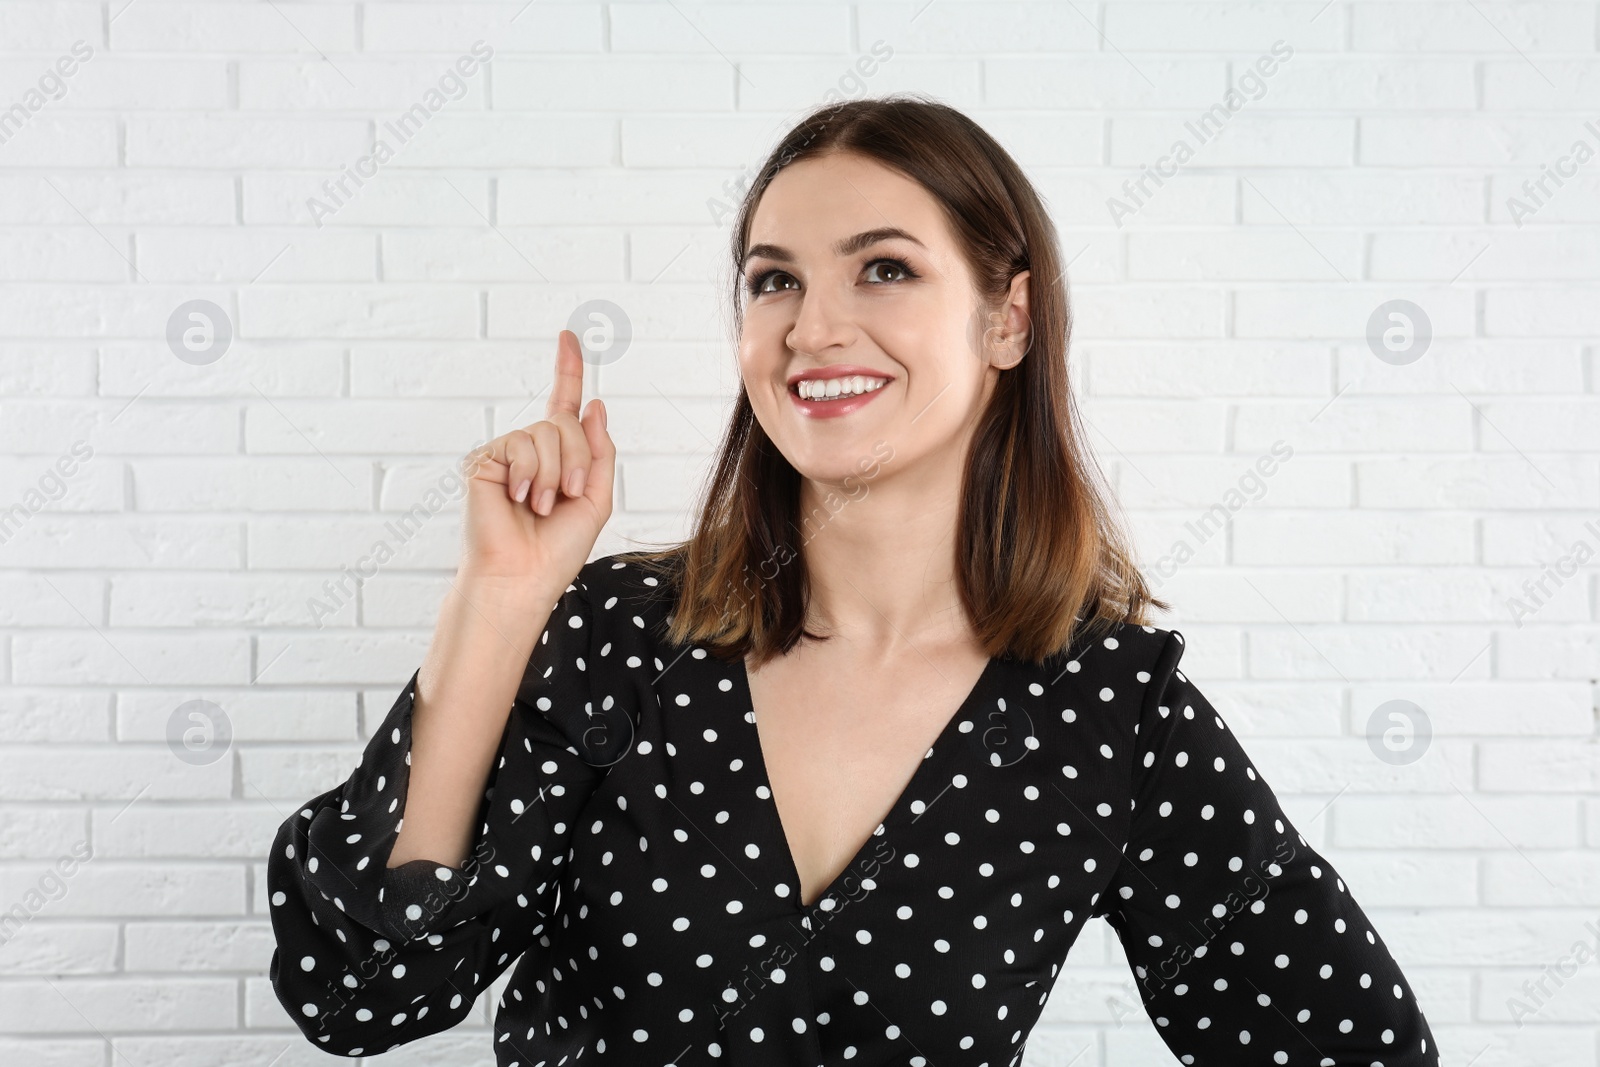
top-left (547, 329), bottom-right (586, 419)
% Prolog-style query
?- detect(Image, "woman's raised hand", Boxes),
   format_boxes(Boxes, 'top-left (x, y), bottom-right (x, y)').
top-left (460, 329), bottom-right (615, 585)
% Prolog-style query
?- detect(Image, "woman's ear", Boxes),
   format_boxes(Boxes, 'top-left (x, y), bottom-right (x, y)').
top-left (979, 270), bottom-right (1031, 370)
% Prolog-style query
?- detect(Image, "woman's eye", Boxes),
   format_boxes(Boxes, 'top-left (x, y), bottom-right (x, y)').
top-left (865, 258), bottom-right (916, 284)
top-left (746, 258), bottom-right (918, 296)
top-left (746, 270), bottom-right (795, 296)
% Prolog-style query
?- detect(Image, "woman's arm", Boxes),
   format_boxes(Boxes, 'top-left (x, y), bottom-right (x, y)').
top-left (1091, 630), bottom-right (1440, 1065)
top-left (265, 329), bottom-right (622, 1053)
top-left (388, 573), bottom-right (566, 871)
top-left (266, 573), bottom-right (610, 1054)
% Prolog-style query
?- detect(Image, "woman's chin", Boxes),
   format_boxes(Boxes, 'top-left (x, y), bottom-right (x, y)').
top-left (792, 456), bottom-right (898, 500)
top-left (784, 435), bottom-right (888, 479)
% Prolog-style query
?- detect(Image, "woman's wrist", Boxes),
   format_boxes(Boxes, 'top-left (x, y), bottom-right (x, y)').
top-left (450, 566), bottom-right (572, 609)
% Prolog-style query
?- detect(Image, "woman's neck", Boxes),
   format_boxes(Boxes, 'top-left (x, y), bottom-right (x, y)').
top-left (794, 467), bottom-right (975, 655)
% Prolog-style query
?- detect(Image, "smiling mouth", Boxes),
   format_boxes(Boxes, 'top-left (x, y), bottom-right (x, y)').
top-left (791, 376), bottom-right (892, 401)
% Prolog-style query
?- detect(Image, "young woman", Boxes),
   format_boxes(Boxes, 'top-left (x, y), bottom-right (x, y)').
top-left (268, 96), bottom-right (1438, 1066)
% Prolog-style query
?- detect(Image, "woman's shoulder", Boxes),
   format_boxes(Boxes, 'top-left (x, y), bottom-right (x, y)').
top-left (567, 550), bottom-right (683, 634)
top-left (1038, 618), bottom-right (1186, 677)
top-left (1024, 619), bottom-right (1191, 718)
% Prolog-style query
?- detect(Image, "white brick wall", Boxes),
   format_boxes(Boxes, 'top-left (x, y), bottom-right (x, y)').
top-left (0, 1), bottom-right (1596, 1064)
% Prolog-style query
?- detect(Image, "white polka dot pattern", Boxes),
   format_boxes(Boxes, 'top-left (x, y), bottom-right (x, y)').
top-left (266, 555), bottom-right (1438, 1066)
top-left (1089, 630), bottom-right (1438, 1066)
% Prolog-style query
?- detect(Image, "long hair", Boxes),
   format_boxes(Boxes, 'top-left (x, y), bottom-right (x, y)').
top-left (616, 93), bottom-right (1167, 668)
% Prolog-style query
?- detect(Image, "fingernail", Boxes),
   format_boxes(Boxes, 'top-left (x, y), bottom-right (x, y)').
top-left (537, 488), bottom-right (555, 515)
top-left (599, 400), bottom-right (607, 430)
top-left (514, 479), bottom-right (531, 503)
top-left (567, 468), bottom-right (586, 496)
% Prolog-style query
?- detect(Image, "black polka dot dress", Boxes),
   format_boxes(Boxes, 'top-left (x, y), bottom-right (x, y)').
top-left (267, 555), bottom-right (1439, 1065)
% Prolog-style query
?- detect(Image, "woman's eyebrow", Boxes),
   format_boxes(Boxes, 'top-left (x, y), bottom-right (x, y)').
top-left (742, 227), bottom-right (925, 268)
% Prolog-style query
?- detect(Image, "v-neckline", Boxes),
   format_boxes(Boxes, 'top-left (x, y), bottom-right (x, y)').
top-left (731, 651), bottom-right (1003, 913)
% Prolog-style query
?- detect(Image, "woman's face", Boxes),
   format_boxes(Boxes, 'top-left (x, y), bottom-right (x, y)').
top-left (737, 150), bottom-right (1028, 491)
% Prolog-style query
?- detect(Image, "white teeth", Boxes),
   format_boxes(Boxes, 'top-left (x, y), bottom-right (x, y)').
top-left (797, 376), bottom-right (888, 401)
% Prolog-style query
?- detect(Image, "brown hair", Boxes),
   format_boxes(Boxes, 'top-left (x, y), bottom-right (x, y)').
top-left (616, 93), bottom-right (1167, 668)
